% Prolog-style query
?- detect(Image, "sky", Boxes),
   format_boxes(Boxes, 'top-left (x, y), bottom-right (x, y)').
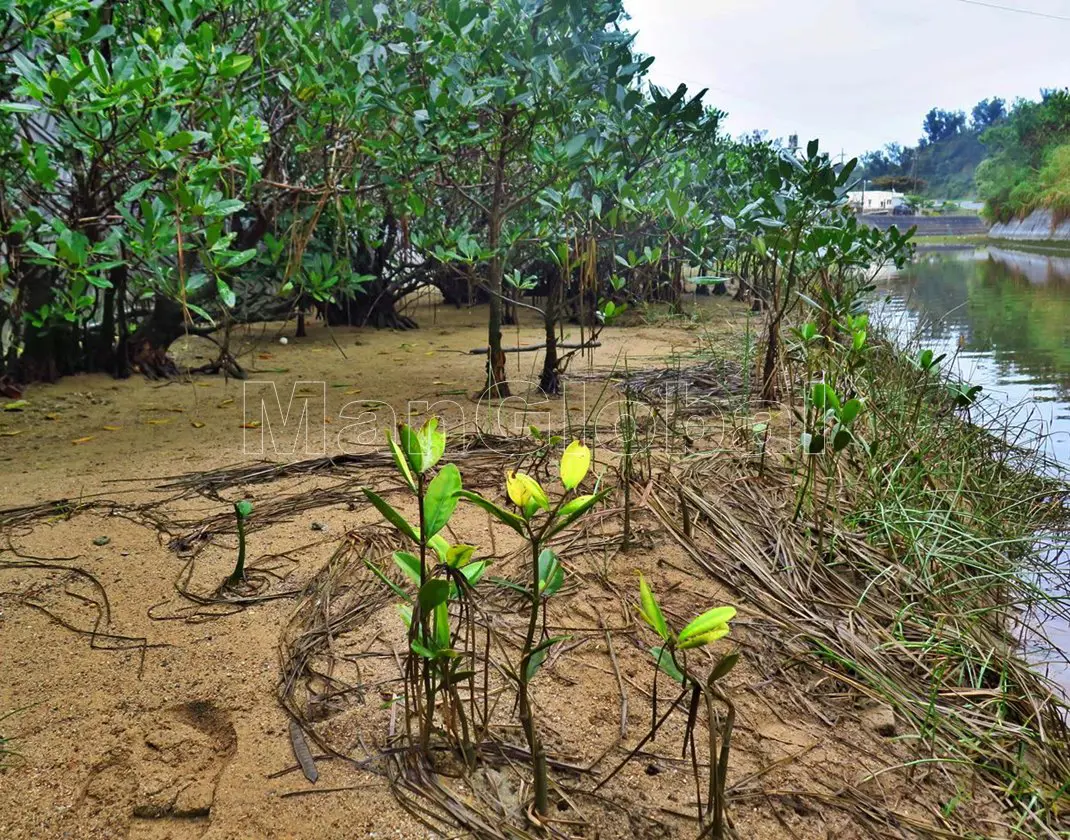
top-left (624, 0), bottom-right (1070, 157)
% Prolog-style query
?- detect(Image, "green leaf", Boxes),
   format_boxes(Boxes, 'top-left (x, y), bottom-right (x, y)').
top-left (216, 278), bottom-right (236, 308)
top-left (678, 605), bottom-right (736, 646)
top-left (365, 560), bottom-right (411, 602)
top-left (445, 544), bottom-right (476, 568)
top-left (218, 54), bottom-right (253, 78)
top-left (638, 575), bottom-right (670, 641)
top-left (832, 426), bottom-right (853, 453)
top-left (386, 432), bottom-right (417, 492)
top-left (810, 382), bottom-right (840, 412)
top-left (839, 398), bottom-right (863, 425)
top-left (707, 652), bottom-right (739, 684)
top-left (423, 463), bottom-right (461, 538)
top-left (525, 635), bottom-right (570, 680)
top-left (458, 490), bottom-right (527, 536)
top-left (0, 102), bottom-right (40, 113)
top-left (362, 488), bottom-right (418, 543)
top-left (651, 646), bottom-right (685, 684)
top-left (418, 578), bottom-right (449, 615)
top-left (164, 131), bottom-right (195, 151)
top-left (459, 560), bottom-right (487, 588)
top-left (537, 549), bottom-right (564, 598)
top-left (545, 490), bottom-right (609, 538)
top-left (235, 500), bottom-right (253, 518)
top-left (392, 551), bottom-right (422, 586)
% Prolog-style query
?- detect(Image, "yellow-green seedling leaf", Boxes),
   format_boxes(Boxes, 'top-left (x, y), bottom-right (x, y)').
top-left (559, 440), bottom-right (591, 490)
top-left (2, 400), bottom-right (28, 411)
top-left (235, 499), bottom-right (253, 519)
top-left (418, 579), bottom-right (450, 616)
top-left (459, 560), bottom-right (487, 587)
top-left (398, 423), bottom-right (425, 473)
top-left (421, 418), bottom-right (446, 470)
top-left (363, 488), bottom-right (419, 543)
top-left (506, 471), bottom-right (548, 514)
top-left (677, 605), bottom-right (736, 650)
top-left (366, 559), bottom-right (412, 602)
top-left (427, 533), bottom-right (450, 562)
top-left (446, 544), bottom-right (477, 568)
top-left (393, 551), bottom-right (422, 586)
top-left (546, 489), bottom-right (610, 538)
top-left (525, 635), bottom-right (570, 681)
top-left (638, 575), bottom-right (670, 641)
top-left (650, 646), bottom-right (685, 684)
top-left (423, 463), bottom-right (461, 538)
top-left (386, 431), bottom-right (417, 491)
top-left (398, 603), bottom-right (413, 628)
top-left (458, 490), bottom-right (527, 535)
top-left (537, 548), bottom-right (564, 597)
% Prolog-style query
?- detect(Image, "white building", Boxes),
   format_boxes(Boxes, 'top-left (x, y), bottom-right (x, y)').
top-left (846, 189), bottom-right (908, 214)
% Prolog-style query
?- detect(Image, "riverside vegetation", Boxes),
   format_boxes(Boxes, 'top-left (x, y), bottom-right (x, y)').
top-left (1, 2), bottom-right (1069, 838)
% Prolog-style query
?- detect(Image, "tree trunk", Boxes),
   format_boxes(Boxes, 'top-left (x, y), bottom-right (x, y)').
top-left (538, 272), bottom-right (561, 395)
top-left (296, 310), bottom-right (306, 338)
top-left (128, 295), bottom-right (184, 379)
top-left (484, 215), bottom-right (509, 397)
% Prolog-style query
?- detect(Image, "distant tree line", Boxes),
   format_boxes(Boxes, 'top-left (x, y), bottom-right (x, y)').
top-left (857, 97), bottom-right (1007, 199)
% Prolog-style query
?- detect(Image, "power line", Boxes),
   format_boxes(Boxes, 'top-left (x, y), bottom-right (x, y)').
top-left (945, 0), bottom-right (1070, 22)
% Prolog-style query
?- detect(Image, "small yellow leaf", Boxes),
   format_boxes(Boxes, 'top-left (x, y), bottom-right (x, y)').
top-left (344, 389), bottom-right (362, 395)
top-left (190, 420), bottom-right (206, 429)
top-left (218, 398), bottom-right (234, 408)
top-left (101, 425), bottom-right (121, 432)
top-left (1, 430), bottom-right (23, 437)
top-left (196, 382), bottom-right (212, 388)
top-left (71, 436), bottom-right (94, 445)
top-left (425, 351), bottom-right (436, 356)
top-left (240, 420), bottom-right (261, 429)
top-left (144, 418), bottom-right (171, 426)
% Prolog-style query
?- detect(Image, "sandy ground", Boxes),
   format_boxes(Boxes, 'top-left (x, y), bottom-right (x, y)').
top-left (0, 297), bottom-right (984, 838)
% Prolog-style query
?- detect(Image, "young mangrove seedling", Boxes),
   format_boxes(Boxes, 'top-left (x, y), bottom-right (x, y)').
top-left (227, 500), bottom-right (253, 586)
top-left (627, 576), bottom-right (738, 839)
top-left (462, 440), bottom-right (608, 817)
top-left (363, 418), bottom-right (480, 754)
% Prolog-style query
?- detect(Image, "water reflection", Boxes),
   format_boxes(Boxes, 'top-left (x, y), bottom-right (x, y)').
top-left (875, 246), bottom-right (1070, 465)
top-left (874, 245), bottom-right (1070, 691)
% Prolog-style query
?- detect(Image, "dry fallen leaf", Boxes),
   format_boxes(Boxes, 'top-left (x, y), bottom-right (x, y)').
top-left (45, 412), bottom-right (61, 421)
top-left (258, 352), bottom-right (274, 360)
top-left (102, 425), bottom-right (121, 431)
top-left (144, 418), bottom-right (171, 426)
top-left (240, 420), bottom-right (261, 429)
top-left (344, 389), bottom-right (362, 395)
top-left (190, 420), bottom-right (206, 429)
top-left (71, 436), bottom-right (94, 445)
top-left (1, 430), bottom-right (23, 437)
top-left (218, 398), bottom-right (234, 408)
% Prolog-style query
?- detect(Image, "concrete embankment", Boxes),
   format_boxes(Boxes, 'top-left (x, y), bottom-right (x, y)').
top-left (860, 215), bottom-right (988, 236)
top-left (989, 209), bottom-right (1070, 243)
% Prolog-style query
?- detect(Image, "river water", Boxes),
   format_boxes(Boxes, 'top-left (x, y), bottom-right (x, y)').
top-left (873, 245), bottom-right (1070, 688)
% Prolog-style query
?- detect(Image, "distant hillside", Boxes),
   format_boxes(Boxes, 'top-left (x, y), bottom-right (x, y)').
top-left (857, 99), bottom-right (1005, 200)
top-left (975, 89), bottom-right (1070, 223)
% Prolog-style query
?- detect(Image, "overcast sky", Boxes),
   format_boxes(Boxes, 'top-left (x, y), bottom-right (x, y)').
top-left (624, 0), bottom-right (1070, 157)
